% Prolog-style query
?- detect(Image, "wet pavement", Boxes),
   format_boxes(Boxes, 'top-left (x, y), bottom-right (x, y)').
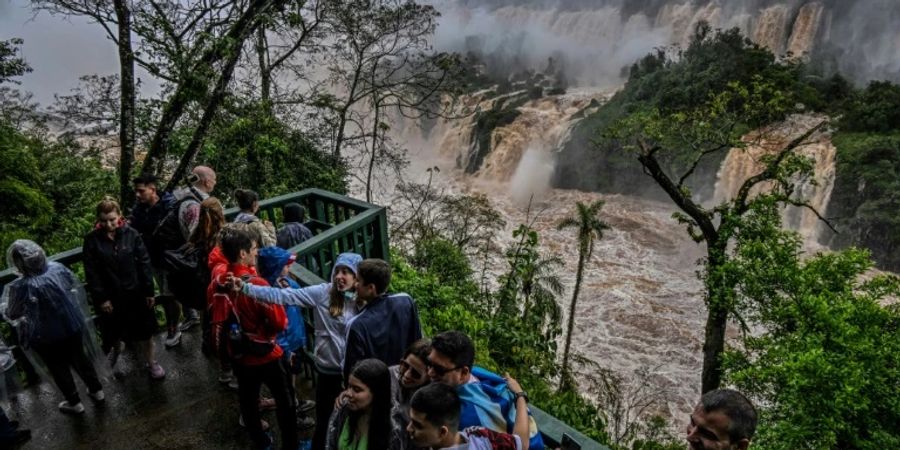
top-left (3, 327), bottom-right (314, 449)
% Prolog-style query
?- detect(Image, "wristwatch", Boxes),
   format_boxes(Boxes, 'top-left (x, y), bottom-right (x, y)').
top-left (513, 391), bottom-right (529, 403)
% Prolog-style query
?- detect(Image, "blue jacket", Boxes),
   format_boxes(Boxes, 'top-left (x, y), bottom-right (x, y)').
top-left (276, 222), bottom-right (314, 249)
top-left (343, 293), bottom-right (422, 380)
top-left (256, 246), bottom-right (306, 353)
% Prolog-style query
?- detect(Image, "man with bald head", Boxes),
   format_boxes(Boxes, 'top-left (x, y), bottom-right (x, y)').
top-left (158, 165), bottom-right (217, 346)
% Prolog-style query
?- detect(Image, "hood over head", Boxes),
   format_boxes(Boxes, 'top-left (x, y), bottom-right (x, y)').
top-left (257, 246), bottom-right (296, 285)
top-left (6, 239), bottom-right (48, 276)
top-left (331, 252), bottom-right (362, 281)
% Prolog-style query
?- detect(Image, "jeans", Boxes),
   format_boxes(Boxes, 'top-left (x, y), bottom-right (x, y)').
top-left (235, 358), bottom-right (298, 449)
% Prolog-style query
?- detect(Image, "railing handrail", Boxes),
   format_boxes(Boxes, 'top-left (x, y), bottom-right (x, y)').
top-left (0, 188), bottom-right (606, 450)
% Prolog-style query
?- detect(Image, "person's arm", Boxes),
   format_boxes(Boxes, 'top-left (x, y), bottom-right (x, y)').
top-left (343, 326), bottom-right (365, 381)
top-left (4, 284), bottom-right (26, 321)
top-left (506, 375), bottom-right (530, 450)
top-left (132, 230), bottom-right (156, 299)
top-left (241, 281), bottom-right (328, 308)
top-left (81, 237), bottom-right (107, 308)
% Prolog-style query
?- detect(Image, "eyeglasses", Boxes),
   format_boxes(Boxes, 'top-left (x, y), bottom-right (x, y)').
top-left (425, 358), bottom-right (462, 377)
top-left (399, 359), bottom-right (423, 380)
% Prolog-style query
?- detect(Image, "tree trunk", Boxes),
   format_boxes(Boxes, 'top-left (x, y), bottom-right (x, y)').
top-left (701, 239), bottom-right (729, 393)
top-left (256, 26), bottom-right (271, 107)
top-left (142, 0), bottom-right (281, 177)
top-left (114, 0), bottom-right (135, 206)
top-left (366, 94), bottom-right (381, 203)
top-left (560, 245), bottom-right (585, 392)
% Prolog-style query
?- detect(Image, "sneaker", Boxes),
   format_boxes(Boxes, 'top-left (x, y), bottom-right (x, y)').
top-left (218, 370), bottom-right (234, 384)
top-left (148, 362), bottom-right (166, 379)
top-left (58, 401), bottom-right (85, 414)
top-left (227, 378), bottom-right (239, 390)
top-left (88, 390), bottom-right (105, 402)
top-left (297, 415), bottom-right (316, 431)
top-left (179, 311), bottom-right (200, 331)
top-left (108, 342), bottom-right (125, 377)
top-left (238, 414), bottom-right (270, 431)
top-left (164, 330), bottom-right (182, 348)
top-left (297, 399), bottom-right (315, 415)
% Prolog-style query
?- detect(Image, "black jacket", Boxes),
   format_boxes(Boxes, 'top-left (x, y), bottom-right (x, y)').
top-left (82, 225), bottom-right (155, 306)
top-left (128, 191), bottom-right (176, 266)
top-left (343, 293), bottom-right (422, 380)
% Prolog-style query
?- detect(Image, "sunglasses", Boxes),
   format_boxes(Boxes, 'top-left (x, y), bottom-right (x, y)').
top-left (425, 358), bottom-right (462, 377)
top-left (399, 359), bottom-right (424, 380)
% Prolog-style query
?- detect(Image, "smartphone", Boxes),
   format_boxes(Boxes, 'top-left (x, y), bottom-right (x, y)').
top-left (560, 433), bottom-right (581, 450)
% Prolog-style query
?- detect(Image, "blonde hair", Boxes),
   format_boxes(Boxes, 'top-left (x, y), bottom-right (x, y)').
top-left (95, 196), bottom-right (121, 217)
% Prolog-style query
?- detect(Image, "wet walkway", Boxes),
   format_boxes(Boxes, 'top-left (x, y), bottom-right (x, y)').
top-left (3, 327), bottom-right (313, 449)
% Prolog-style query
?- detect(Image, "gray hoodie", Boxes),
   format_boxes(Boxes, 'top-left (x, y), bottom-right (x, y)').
top-left (242, 252), bottom-right (362, 374)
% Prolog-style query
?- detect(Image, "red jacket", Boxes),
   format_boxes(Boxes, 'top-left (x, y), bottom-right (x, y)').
top-left (207, 252), bottom-right (286, 366)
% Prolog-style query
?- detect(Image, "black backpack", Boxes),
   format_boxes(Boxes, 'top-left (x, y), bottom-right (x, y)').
top-left (152, 187), bottom-right (203, 251)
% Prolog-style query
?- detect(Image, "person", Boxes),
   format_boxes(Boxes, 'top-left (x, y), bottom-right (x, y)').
top-left (233, 188), bottom-right (277, 247)
top-left (232, 252), bottom-right (363, 450)
top-left (325, 359), bottom-right (396, 450)
top-left (343, 259), bottom-right (422, 381)
top-left (128, 172), bottom-right (186, 349)
top-left (83, 197), bottom-right (164, 379)
top-left (407, 382), bottom-right (531, 450)
top-left (212, 228), bottom-right (297, 450)
top-left (427, 331), bottom-right (543, 449)
top-left (390, 339), bottom-right (432, 450)
top-left (1, 240), bottom-right (105, 414)
top-left (255, 245), bottom-right (316, 430)
top-left (168, 165), bottom-right (218, 338)
top-left (686, 389), bottom-right (757, 450)
top-left (186, 197), bottom-right (226, 356)
top-left (276, 203), bottom-right (313, 249)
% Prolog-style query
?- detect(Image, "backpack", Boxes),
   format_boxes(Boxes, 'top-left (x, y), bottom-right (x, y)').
top-left (214, 277), bottom-right (277, 360)
top-left (163, 243), bottom-right (208, 309)
top-left (152, 187), bottom-right (203, 251)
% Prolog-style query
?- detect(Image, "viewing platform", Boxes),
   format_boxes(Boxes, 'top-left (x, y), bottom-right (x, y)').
top-left (0, 189), bottom-right (607, 450)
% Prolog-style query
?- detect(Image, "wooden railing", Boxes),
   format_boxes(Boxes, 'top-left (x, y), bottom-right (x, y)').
top-left (0, 188), bottom-right (606, 450)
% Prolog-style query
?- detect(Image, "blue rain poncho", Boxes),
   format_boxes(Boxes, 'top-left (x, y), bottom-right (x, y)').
top-left (0, 240), bottom-right (109, 381)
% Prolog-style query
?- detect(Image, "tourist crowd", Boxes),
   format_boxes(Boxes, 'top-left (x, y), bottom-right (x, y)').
top-left (0, 166), bottom-right (758, 450)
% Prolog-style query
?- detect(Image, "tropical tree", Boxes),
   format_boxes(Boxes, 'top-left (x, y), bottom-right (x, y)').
top-left (557, 199), bottom-right (610, 391)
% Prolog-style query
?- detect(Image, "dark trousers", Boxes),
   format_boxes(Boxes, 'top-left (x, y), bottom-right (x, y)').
top-left (0, 407), bottom-right (16, 440)
top-left (32, 333), bottom-right (103, 405)
top-left (235, 358), bottom-right (298, 450)
top-left (312, 372), bottom-right (344, 450)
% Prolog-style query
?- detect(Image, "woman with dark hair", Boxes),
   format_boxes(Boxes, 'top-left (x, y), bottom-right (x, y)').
top-left (83, 197), bottom-right (164, 380)
top-left (232, 189), bottom-right (276, 246)
top-left (390, 339), bottom-right (432, 449)
top-left (326, 359), bottom-right (395, 450)
top-left (187, 197), bottom-right (226, 357)
top-left (231, 252), bottom-right (363, 450)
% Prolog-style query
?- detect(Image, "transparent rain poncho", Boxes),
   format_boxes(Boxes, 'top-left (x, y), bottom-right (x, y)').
top-left (0, 240), bottom-right (109, 391)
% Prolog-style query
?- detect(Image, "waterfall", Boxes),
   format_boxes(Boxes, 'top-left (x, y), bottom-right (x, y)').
top-left (712, 114), bottom-right (836, 245)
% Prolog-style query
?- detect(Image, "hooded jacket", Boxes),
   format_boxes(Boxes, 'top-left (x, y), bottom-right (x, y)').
top-left (242, 252), bottom-right (362, 374)
top-left (256, 246), bottom-right (306, 353)
top-left (82, 223), bottom-right (155, 306)
top-left (2, 240), bottom-right (85, 346)
top-left (343, 293), bottom-right (422, 380)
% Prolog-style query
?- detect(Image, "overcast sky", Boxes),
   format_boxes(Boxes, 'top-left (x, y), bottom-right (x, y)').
top-left (1, 0), bottom-right (128, 106)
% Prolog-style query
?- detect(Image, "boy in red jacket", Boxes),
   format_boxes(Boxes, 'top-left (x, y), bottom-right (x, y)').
top-left (214, 228), bottom-right (297, 449)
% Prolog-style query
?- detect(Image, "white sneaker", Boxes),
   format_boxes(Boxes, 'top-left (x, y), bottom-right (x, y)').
top-left (58, 401), bottom-right (85, 414)
top-left (179, 312), bottom-right (201, 331)
top-left (164, 330), bottom-right (182, 348)
top-left (89, 390), bottom-right (105, 402)
top-left (218, 370), bottom-right (234, 384)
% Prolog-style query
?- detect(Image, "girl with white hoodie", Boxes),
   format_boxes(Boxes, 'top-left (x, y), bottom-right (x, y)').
top-left (237, 252), bottom-right (363, 450)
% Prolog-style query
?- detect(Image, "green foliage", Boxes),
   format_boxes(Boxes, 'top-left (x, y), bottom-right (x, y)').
top-left (838, 81), bottom-right (900, 133)
top-left (827, 132), bottom-right (900, 271)
top-left (0, 38), bottom-right (31, 84)
top-left (195, 100), bottom-right (348, 203)
top-left (721, 199), bottom-right (900, 449)
top-left (0, 118), bottom-right (116, 263)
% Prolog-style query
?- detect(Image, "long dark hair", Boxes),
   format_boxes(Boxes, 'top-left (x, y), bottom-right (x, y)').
top-left (347, 359), bottom-right (392, 449)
